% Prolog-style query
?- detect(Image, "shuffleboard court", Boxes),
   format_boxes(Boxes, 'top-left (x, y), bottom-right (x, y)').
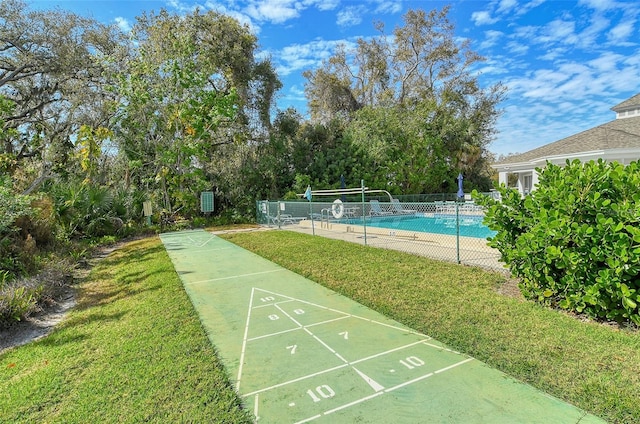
top-left (160, 230), bottom-right (604, 423)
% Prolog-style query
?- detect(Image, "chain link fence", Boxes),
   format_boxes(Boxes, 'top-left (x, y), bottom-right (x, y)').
top-left (256, 195), bottom-right (506, 272)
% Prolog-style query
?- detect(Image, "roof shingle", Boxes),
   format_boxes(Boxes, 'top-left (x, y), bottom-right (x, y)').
top-left (612, 93), bottom-right (640, 112)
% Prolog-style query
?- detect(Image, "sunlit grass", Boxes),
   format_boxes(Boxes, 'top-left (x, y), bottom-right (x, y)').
top-left (3, 230), bottom-right (638, 423)
top-left (222, 230), bottom-right (640, 424)
top-left (0, 237), bottom-right (251, 424)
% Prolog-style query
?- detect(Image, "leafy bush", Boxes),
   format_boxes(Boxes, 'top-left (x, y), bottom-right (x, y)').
top-left (0, 262), bottom-right (74, 328)
top-left (0, 177), bottom-right (35, 277)
top-left (0, 177), bottom-right (32, 236)
top-left (475, 159), bottom-right (640, 326)
top-left (49, 182), bottom-right (124, 238)
top-left (0, 270), bottom-right (40, 327)
top-left (0, 285), bottom-right (40, 327)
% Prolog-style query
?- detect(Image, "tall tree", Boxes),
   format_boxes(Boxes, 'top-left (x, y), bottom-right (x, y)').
top-left (111, 9), bottom-right (280, 217)
top-left (303, 7), bottom-right (506, 192)
top-left (0, 0), bottom-right (123, 193)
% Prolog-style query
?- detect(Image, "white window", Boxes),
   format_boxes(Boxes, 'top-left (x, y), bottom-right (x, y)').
top-left (523, 174), bottom-right (532, 194)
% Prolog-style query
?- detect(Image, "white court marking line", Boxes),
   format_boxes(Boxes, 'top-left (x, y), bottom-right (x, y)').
top-left (254, 287), bottom-right (430, 339)
top-left (302, 315), bottom-right (351, 328)
top-left (254, 394), bottom-right (259, 422)
top-left (184, 234), bottom-right (218, 248)
top-left (423, 341), bottom-right (462, 355)
top-left (241, 339), bottom-right (432, 397)
top-left (186, 269), bottom-right (286, 286)
top-left (383, 357), bottom-right (474, 393)
top-left (349, 340), bottom-right (428, 366)
top-left (245, 315), bottom-right (352, 342)
top-left (298, 392), bottom-right (384, 423)
top-left (353, 367), bottom-right (384, 392)
top-left (170, 246), bottom-right (234, 255)
top-left (252, 299), bottom-right (295, 309)
top-left (294, 357), bottom-right (475, 423)
top-left (243, 364), bottom-right (349, 397)
top-left (239, 286), bottom-right (476, 422)
top-left (238, 287), bottom-right (455, 397)
top-left (273, 303), bottom-right (350, 364)
top-left (236, 287), bottom-right (257, 392)
top-left (239, 288), bottom-right (446, 396)
top-left (161, 233), bottom-right (218, 248)
top-left (248, 327), bottom-right (302, 342)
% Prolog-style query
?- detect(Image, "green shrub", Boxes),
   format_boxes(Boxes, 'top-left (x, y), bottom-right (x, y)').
top-left (0, 263), bottom-right (74, 328)
top-left (0, 177), bottom-right (35, 278)
top-left (475, 159), bottom-right (640, 326)
top-left (0, 271), bottom-right (42, 327)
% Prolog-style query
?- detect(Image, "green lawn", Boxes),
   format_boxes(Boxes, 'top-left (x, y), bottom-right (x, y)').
top-left (2, 230), bottom-right (639, 423)
top-left (222, 230), bottom-right (640, 424)
top-left (0, 237), bottom-right (252, 424)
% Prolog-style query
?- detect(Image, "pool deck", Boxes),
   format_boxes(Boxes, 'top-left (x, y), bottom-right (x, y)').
top-left (279, 219), bottom-right (506, 272)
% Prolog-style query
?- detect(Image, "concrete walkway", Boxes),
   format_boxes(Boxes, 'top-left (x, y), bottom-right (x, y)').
top-left (281, 220), bottom-right (506, 272)
top-left (161, 230), bottom-right (604, 424)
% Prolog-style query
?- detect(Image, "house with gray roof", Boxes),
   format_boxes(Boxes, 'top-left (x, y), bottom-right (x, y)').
top-left (492, 93), bottom-right (640, 195)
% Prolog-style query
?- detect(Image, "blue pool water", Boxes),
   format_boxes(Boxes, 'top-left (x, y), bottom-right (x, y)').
top-left (341, 214), bottom-right (496, 239)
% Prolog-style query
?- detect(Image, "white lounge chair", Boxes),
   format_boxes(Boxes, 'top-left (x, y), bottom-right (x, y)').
top-left (391, 199), bottom-right (416, 215)
top-left (369, 200), bottom-right (393, 216)
top-left (268, 214), bottom-right (304, 225)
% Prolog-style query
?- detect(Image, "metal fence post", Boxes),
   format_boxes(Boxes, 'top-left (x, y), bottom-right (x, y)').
top-left (456, 201), bottom-right (460, 264)
top-left (361, 179), bottom-right (367, 246)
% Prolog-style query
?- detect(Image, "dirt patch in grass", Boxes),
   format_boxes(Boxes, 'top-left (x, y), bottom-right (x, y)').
top-left (496, 276), bottom-right (524, 300)
top-left (0, 241), bottom-right (125, 354)
top-left (0, 285), bottom-right (76, 352)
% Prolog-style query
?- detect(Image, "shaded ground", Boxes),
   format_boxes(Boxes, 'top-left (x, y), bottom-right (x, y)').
top-left (0, 242), bottom-right (122, 353)
top-left (0, 286), bottom-right (76, 352)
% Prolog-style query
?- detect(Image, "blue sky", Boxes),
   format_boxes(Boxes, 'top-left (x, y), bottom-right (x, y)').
top-left (31, 0), bottom-right (640, 156)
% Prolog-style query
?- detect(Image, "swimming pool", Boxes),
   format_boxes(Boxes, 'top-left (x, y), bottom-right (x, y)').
top-left (341, 214), bottom-right (495, 239)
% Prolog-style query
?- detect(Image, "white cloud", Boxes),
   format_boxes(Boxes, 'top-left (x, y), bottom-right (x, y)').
top-left (512, 25), bottom-right (538, 40)
top-left (607, 17), bottom-right (636, 43)
top-left (506, 41), bottom-right (529, 56)
top-left (466, 0), bottom-right (640, 155)
top-left (282, 84), bottom-right (307, 103)
top-left (245, 0), bottom-right (301, 24)
top-left (337, 6), bottom-right (366, 27)
top-left (575, 14), bottom-right (611, 48)
top-left (538, 19), bottom-right (578, 45)
top-left (313, 0), bottom-right (340, 12)
top-left (479, 30), bottom-right (504, 50)
top-left (470, 0), bottom-right (546, 27)
top-left (497, 0), bottom-right (518, 14)
top-left (494, 49), bottom-right (640, 130)
top-left (475, 64), bottom-right (510, 76)
top-left (204, 2), bottom-right (260, 33)
top-left (239, 0), bottom-right (340, 24)
top-left (516, 0), bottom-right (546, 15)
top-left (587, 51), bottom-right (625, 72)
top-left (275, 38), bottom-right (355, 76)
top-left (166, 0), bottom-right (203, 14)
top-left (471, 11), bottom-right (499, 26)
top-left (114, 17), bottom-right (132, 32)
top-left (373, 0), bottom-right (403, 15)
top-left (537, 47), bottom-right (568, 61)
top-left (578, 0), bottom-right (617, 12)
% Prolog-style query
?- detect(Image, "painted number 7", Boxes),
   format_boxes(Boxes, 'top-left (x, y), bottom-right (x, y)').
top-left (286, 345), bottom-right (297, 355)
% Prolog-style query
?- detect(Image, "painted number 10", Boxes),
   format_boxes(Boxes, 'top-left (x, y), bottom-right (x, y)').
top-left (306, 385), bottom-right (335, 403)
top-left (399, 356), bottom-right (425, 369)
